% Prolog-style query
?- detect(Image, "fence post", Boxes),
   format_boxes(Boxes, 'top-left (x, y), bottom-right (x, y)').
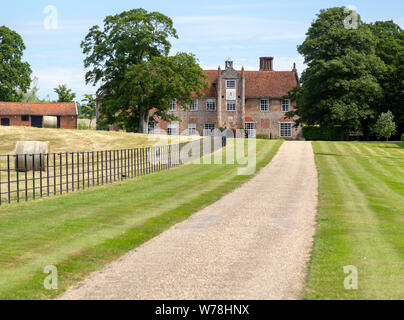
top-left (39, 154), bottom-right (43, 198)
top-left (16, 155), bottom-right (19, 202)
top-left (59, 153), bottom-right (62, 195)
top-left (24, 154), bottom-right (28, 201)
top-left (66, 152), bottom-right (69, 193)
top-left (46, 154), bottom-right (50, 197)
top-left (53, 153), bottom-right (56, 195)
top-left (7, 155), bottom-right (11, 203)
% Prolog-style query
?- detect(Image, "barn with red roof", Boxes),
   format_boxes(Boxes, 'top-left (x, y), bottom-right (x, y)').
top-left (0, 102), bottom-right (78, 129)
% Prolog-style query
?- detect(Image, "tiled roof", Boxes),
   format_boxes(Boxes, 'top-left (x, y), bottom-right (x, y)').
top-left (0, 102), bottom-right (77, 116)
top-left (243, 71), bottom-right (298, 98)
top-left (202, 70), bottom-right (219, 97)
top-left (202, 69), bottom-right (298, 98)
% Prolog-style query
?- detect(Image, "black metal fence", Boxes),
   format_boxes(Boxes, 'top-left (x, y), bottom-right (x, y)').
top-left (0, 137), bottom-right (226, 205)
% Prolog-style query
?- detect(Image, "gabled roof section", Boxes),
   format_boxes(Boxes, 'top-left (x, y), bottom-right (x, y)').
top-left (202, 68), bottom-right (299, 99)
top-left (243, 71), bottom-right (298, 98)
top-left (201, 70), bottom-right (219, 97)
top-left (0, 102), bottom-right (78, 116)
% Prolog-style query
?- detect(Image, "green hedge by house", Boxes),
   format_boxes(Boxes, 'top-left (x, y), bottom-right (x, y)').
top-left (303, 126), bottom-right (344, 141)
top-left (256, 134), bottom-right (270, 140)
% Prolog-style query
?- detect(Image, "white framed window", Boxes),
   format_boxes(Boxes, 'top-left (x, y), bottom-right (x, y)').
top-left (190, 99), bottom-right (198, 111)
top-left (282, 99), bottom-right (290, 112)
top-left (168, 123), bottom-right (179, 135)
top-left (188, 123), bottom-right (197, 136)
top-left (226, 100), bottom-right (236, 112)
top-left (226, 80), bottom-right (236, 89)
top-left (169, 99), bottom-right (177, 111)
top-left (260, 99), bottom-right (269, 112)
top-left (206, 99), bottom-right (216, 111)
top-left (204, 123), bottom-right (216, 131)
top-left (245, 122), bottom-right (256, 139)
top-left (280, 122), bottom-right (293, 137)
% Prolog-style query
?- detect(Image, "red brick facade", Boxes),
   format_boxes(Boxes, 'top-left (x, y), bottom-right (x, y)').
top-left (155, 57), bottom-right (301, 139)
top-left (0, 102), bottom-right (78, 129)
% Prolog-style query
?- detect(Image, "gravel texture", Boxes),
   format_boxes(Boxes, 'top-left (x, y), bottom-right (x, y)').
top-left (59, 141), bottom-right (318, 300)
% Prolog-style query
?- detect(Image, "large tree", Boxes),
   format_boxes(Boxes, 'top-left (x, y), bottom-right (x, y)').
top-left (82, 8), bottom-right (206, 132)
top-left (101, 53), bottom-right (207, 133)
top-left (80, 94), bottom-right (96, 125)
top-left (0, 26), bottom-right (32, 101)
top-left (288, 7), bottom-right (386, 139)
top-left (369, 21), bottom-right (404, 136)
top-left (20, 77), bottom-right (41, 102)
top-left (54, 84), bottom-right (76, 102)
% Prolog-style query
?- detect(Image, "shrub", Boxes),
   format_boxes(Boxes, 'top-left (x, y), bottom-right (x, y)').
top-left (303, 126), bottom-right (344, 141)
top-left (256, 134), bottom-right (270, 140)
top-left (371, 111), bottom-right (396, 141)
top-left (401, 133), bottom-right (404, 141)
top-left (77, 122), bottom-right (90, 130)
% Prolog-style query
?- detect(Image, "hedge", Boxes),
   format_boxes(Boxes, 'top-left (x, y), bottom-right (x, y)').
top-left (256, 134), bottom-right (270, 140)
top-left (303, 126), bottom-right (344, 141)
top-left (401, 133), bottom-right (404, 141)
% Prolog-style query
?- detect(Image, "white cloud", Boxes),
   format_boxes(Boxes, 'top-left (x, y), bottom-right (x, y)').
top-left (197, 2), bottom-right (310, 11)
top-left (32, 67), bottom-right (95, 100)
top-left (393, 17), bottom-right (404, 28)
top-left (16, 19), bottom-right (97, 37)
top-left (172, 14), bottom-right (308, 44)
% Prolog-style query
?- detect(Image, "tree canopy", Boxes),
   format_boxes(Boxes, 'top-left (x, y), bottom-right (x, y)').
top-left (82, 8), bottom-right (207, 132)
top-left (369, 21), bottom-right (404, 134)
top-left (80, 94), bottom-right (96, 124)
top-left (82, 8), bottom-right (178, 91)
top-left (288, 7), bottom-right (404, 140)
top-left (0, 26), bottom-right (32, 101)
top-left (54, 84), bottom-right (76, 102)
top-left (100, 53), bottom-right (208, 133)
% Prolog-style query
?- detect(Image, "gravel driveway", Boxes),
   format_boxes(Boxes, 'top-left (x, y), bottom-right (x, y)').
top-left (59, 141), bottom-right (318, 300)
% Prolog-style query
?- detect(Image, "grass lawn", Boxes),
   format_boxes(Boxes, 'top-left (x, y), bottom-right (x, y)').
top-left (0, 139), bottom-right (282, 300)
top-left (0, 126), bottom-right (197, 154)
top-left (305, 141), bottom-right (404, 300)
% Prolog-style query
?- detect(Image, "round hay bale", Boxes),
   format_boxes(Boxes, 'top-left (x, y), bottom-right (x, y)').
top-left (14, 141), bottom-right (50, 172)
top-left (43, 116), bottom-right (58, 129)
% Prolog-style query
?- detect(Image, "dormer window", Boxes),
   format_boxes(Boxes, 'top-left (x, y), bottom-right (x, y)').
top-left (226, 80), bottom-right (236, 89)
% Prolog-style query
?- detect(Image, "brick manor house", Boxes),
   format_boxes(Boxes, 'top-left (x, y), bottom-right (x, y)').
top-left (152, 57), bottom-right (301, 139)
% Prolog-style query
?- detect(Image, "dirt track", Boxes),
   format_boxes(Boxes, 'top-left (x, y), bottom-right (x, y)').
top-left (59, 141), bottom-right (318, 300)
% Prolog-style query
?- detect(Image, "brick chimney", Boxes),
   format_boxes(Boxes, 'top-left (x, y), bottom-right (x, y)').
top-left (259, 57), bottom-right (274, 71)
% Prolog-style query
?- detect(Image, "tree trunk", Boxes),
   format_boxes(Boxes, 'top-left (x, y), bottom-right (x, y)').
top-left (361, 120), bottom-right (370, 141)
top-left (138, 112), bottom-right (150, 134)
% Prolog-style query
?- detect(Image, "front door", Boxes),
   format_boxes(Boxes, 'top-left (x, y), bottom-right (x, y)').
top-left (31, 116), bottom-right (43, 128)
top-left (1, 118), bottom-right (10, 126)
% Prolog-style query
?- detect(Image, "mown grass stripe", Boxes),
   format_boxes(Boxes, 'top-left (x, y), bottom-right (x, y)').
top-left (306, 141), bottom-right (404, 300)
top-left (0, 140), bottom-right (282, 299)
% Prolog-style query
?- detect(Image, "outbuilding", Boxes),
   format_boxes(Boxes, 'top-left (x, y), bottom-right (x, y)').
top-left (0, 102), bottom-right (78, 129)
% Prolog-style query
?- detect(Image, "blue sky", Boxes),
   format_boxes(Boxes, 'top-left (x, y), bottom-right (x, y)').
top-left (1, 0), bottom-right (403, 101)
